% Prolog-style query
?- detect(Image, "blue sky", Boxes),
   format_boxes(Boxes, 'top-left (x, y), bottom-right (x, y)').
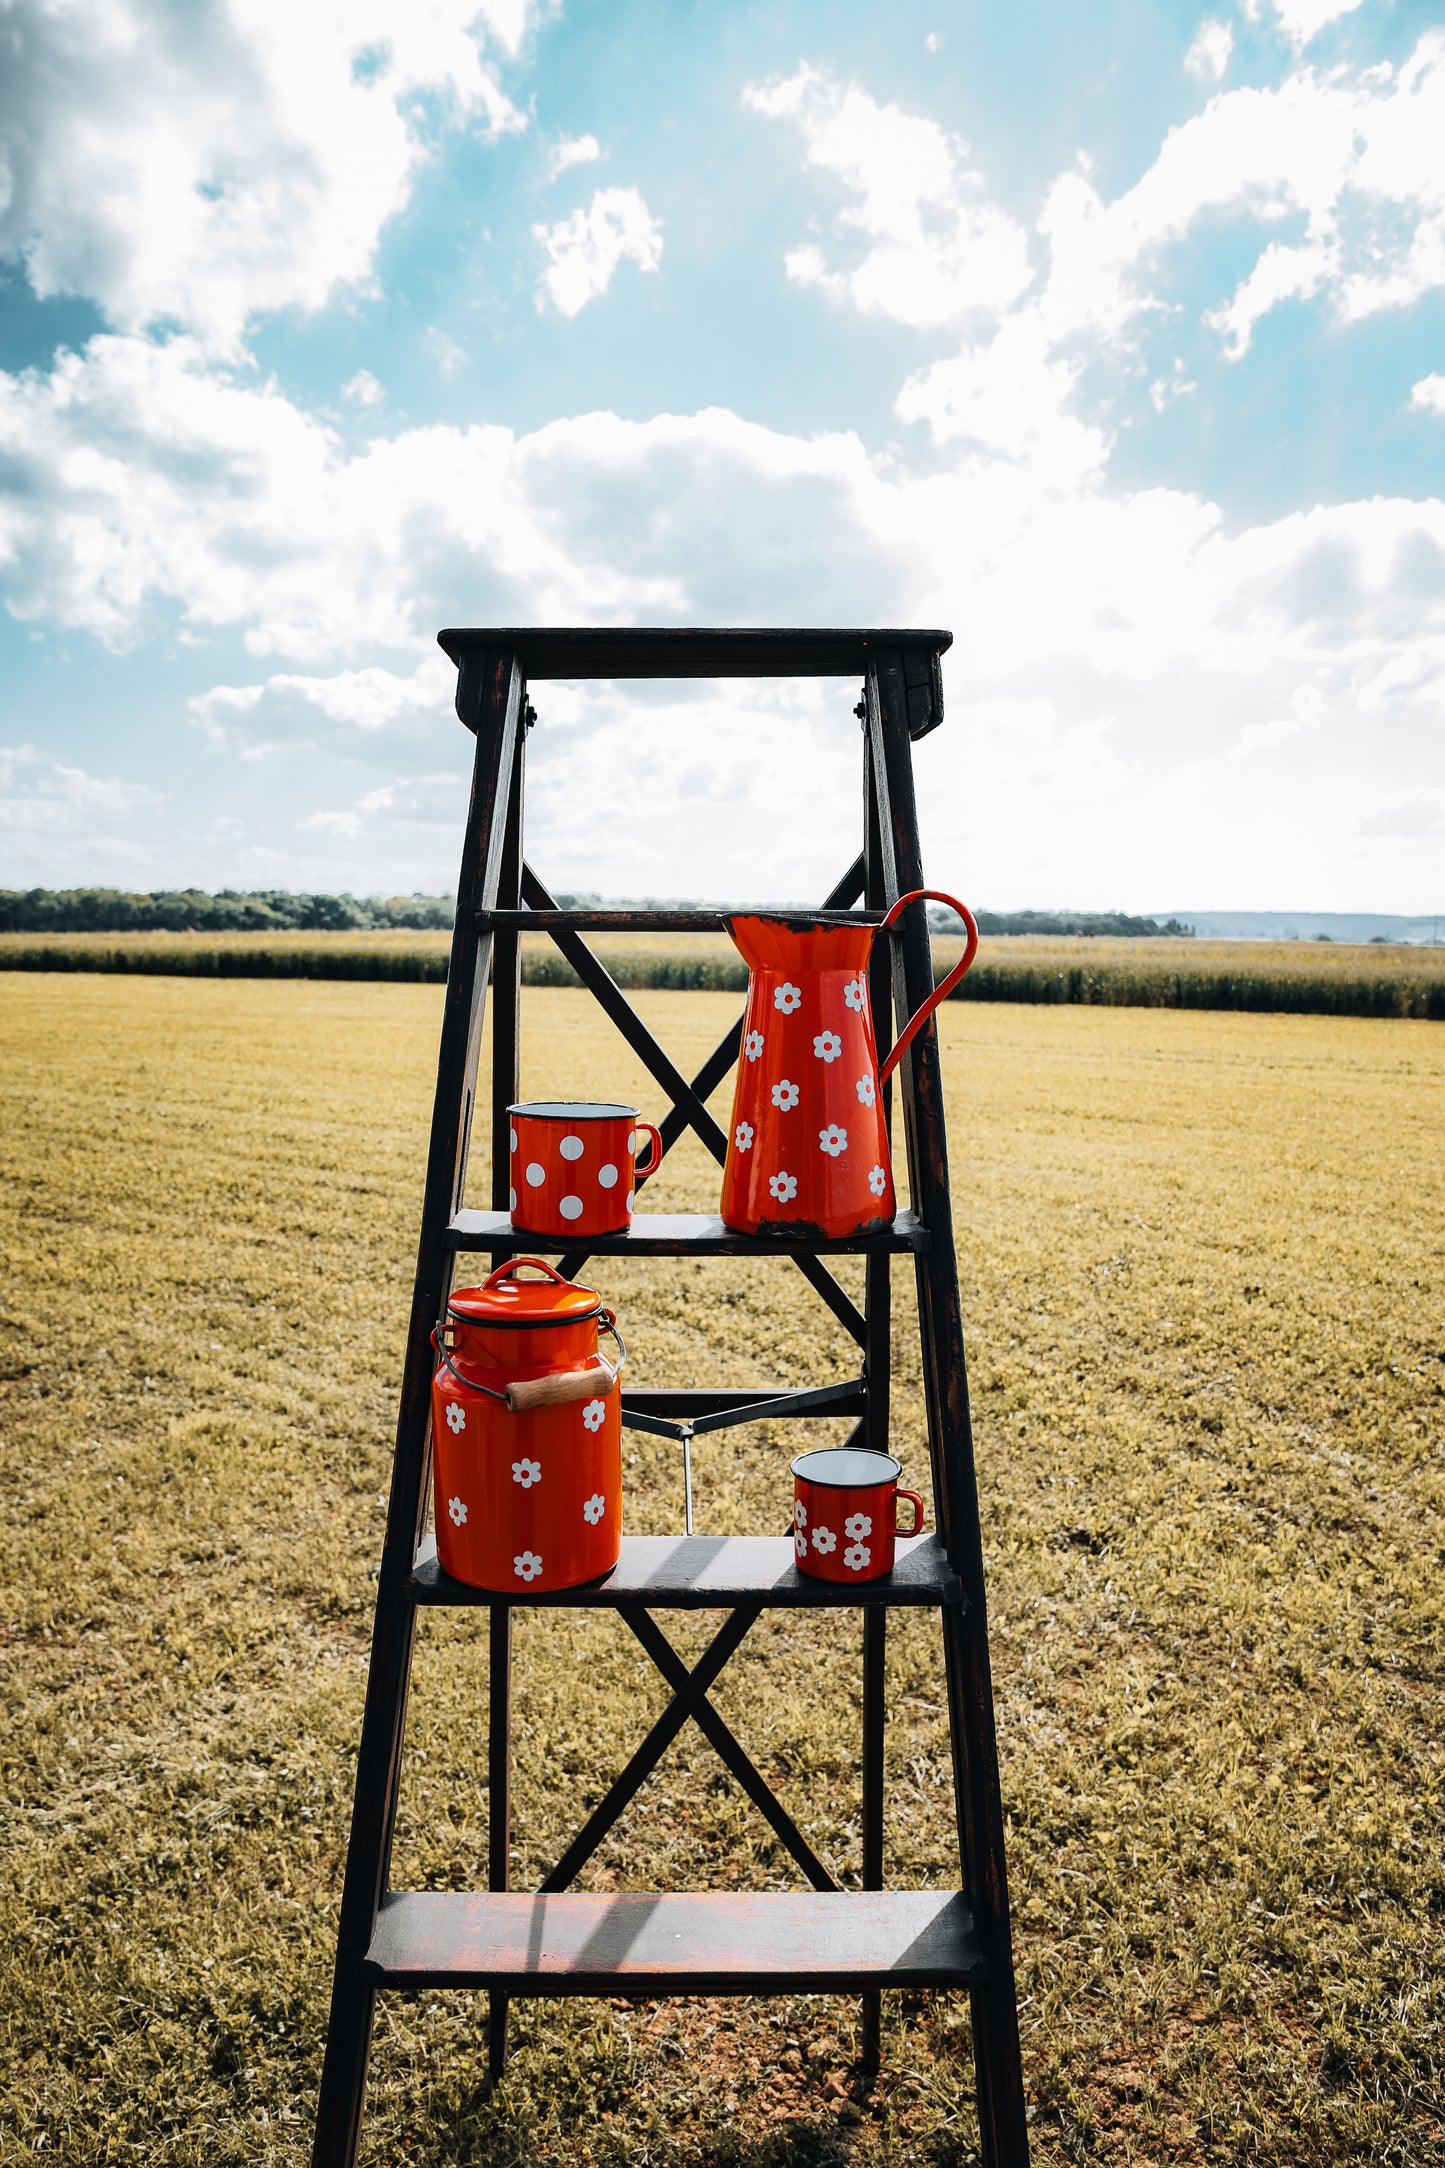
top-left (1, 0), bottom-right (1442, 910)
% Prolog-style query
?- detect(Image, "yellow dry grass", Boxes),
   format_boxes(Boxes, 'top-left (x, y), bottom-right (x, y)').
top-left (1, 975), bottom-right (1442, 2166)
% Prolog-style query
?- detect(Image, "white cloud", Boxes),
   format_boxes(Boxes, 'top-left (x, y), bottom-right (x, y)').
top-left (3, 314), bottom-right (1442, 904)
top-left (0, 0), bottom-right (530, 355)
top-left (1411, 373), bottom-right (1445, 415)
top-left (533, 186), bottom-right (663, 317)
top-left (548, 133), bottom-right (601, 180)
top-left (427, 328), bottom-right (466, 376)
top-left (1185, 20), bottom-right (1234, 84)
top-left (744, 69), bottom-right (1033, 327)
top-left (192, 657), bottom-right (454, 743)
top-left (1228, 683), bottom-right (1324, 757)
top-left (754, 39), bottom-right (1445, 398)
top-left (1357, 790), bottom-right (1444, 838)
top-left (1259, 0), bottom-right (1365, 51)
top-left (342, 370), bottom-right (384, 406)
top-left (0, 743), bottom-right (161, 884)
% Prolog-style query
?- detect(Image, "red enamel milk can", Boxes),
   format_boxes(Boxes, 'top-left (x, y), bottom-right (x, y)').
top-left (430, 1258), bottom-right (624, 1593)
top-left (719, 889), bottom-right (979, 1237)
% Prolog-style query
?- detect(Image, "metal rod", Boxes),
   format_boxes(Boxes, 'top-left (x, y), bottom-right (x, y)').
top-left (682, 1429), bottom-right (694, 1536)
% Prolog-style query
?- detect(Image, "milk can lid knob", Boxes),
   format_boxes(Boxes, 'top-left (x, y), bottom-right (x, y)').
top-left (448, 1255), bottom-right (602, 1327)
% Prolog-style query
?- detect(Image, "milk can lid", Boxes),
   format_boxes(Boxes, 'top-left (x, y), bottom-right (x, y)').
top-left (448, 1256), bottom-right (602, 1328)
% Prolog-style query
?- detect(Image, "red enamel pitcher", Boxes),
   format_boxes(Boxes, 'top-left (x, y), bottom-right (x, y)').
top-left (719, 889), bottom-right (978, 1238)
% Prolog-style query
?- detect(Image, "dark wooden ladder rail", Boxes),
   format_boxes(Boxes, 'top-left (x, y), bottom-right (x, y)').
top-left (309, 630), bottom-right (1030, 2168)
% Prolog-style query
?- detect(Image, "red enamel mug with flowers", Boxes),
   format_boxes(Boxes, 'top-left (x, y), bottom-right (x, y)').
top-left (791, 1447), bottom-right (925, 1582)
top-left (509, 1101), bottom-right (664, 1239)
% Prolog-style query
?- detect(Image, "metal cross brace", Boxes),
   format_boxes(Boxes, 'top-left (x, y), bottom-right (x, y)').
top-left (518, 859), bottom-right (870, 1346)
top-left (537, 1602), bottom-right (837, 1896)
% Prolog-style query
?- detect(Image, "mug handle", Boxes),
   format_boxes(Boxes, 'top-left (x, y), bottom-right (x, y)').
top-left (875, 890), bottom-right (979, 1087)
top-left (632, 1120), bottom-right (664, 1180)
top-left (892, 1487), bottom-right (926, 1538)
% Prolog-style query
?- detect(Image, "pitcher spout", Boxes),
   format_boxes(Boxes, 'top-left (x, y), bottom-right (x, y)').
top-left (723, 912), bottom-right (874, 976)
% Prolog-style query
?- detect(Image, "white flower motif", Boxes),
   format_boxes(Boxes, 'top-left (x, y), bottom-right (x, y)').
top-left (819, 1124), bottom-right (848, 1157)
top-left (447, 1496), bottom-right (467, 1526)
top-left (583, 1493), bottom-right (606, 1525)
top-left (513, 1550), bottom-right (543, 1581)
top-left (868, 1163), bottom-right (888, 1196)
top-left (774, 982), bottom-right (802, 1014)
top-left (845, 1512), bottom-right (873, 1541)
top-left (844, 1542), bottom-right (871, 1572)
top-left (855, 1072), bottom-right (875, 1107)
top-left (813, 1030), bottom-right (842, 1063)
top-left (794, 1530), bottom-right (808, 1561)
top-left (582, 1398), bottom-right (607, 1432)
top-left (770, 1078), bottom-right (800, 1111)
top-left (843, 977), bottom-right (866, 1012)
top-left (768, 1171), bottom-right (798, 1203)
top-left (734, 1122), bottom-right (754, 1152)
top-left (745, 1030), bottom-right (765, 1062)
top-left (794, 1500), bottom-right (808, 1530)
top-left (512, 1458), bottom-right (541, 1489)
top-left (444, 1401), bottom-right (466, 1434)
top-left (811, 1525), bottom-right (837, 1555)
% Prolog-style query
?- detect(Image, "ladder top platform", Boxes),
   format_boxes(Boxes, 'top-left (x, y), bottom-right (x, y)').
top-left (437, 627), bottom-right (952, 675)
top-left (437, 627), bottom-right (953, 733)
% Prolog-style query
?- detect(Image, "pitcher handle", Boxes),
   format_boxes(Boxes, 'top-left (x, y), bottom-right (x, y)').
top-left (875, 889), bottom-right (979, 1087)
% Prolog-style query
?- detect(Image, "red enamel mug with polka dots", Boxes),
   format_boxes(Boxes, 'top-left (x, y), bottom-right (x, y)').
top-left (509, 1102), bottom-right (664, 1239)
top-left (430, 1258), bottom-right (623, 1593)
top-left (790, 1447), bottom-right (925, 1583)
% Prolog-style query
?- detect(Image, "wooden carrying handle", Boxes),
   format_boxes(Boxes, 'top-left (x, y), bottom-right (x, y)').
top-left (504, 1357), bottom-right (618, 1413)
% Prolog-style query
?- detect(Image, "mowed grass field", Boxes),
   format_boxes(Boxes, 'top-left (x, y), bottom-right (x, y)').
top-left (1, 975), bottom-right (1442, 2167)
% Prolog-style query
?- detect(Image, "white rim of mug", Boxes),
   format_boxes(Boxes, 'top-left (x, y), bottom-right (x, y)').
top-left (789, 1447), bottom-right (902, 1486)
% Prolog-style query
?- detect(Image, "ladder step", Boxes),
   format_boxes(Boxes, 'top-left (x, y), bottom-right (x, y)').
top-left (408, 1532), bottom-right (962, 1610)
top-left (446, 1208), bottom-right (930, 1255)
top-left (365, 1889), bottom-right (984, 1993)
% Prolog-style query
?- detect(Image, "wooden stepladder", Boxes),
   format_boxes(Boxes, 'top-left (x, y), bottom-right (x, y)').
top-left (311, 629), bottom-right (1029, 2167)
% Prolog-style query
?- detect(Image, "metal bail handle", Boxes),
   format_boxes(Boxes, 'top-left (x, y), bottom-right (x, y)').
top-left (875, 888), bottom-right (979, 1086)
top-left (476, 1254), bottom-right (576, 1293)
top-left (437, 1254), bottom-right (626, 1410)
top-left (432, 1312), bottom-right (626, 1411)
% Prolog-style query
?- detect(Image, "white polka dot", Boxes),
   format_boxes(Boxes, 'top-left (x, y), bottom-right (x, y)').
top-left (559, 1195), bottom-right (584, 1220)
top-left (509, 1127), bottom-right (518, 1152)
top-left (509, 1186), bottom-right (517, 1210)
top-left (525, 1161), bottom-right (546, 1187)
top-left (559, 1134), bottom-right (584, 1161)
top-left (597, 1163), bottom-right (618, 1189)
top-left (627, 1131), bottom-right (638, 1155)
top-left (625, 1192), bottom-right (635, 1215)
